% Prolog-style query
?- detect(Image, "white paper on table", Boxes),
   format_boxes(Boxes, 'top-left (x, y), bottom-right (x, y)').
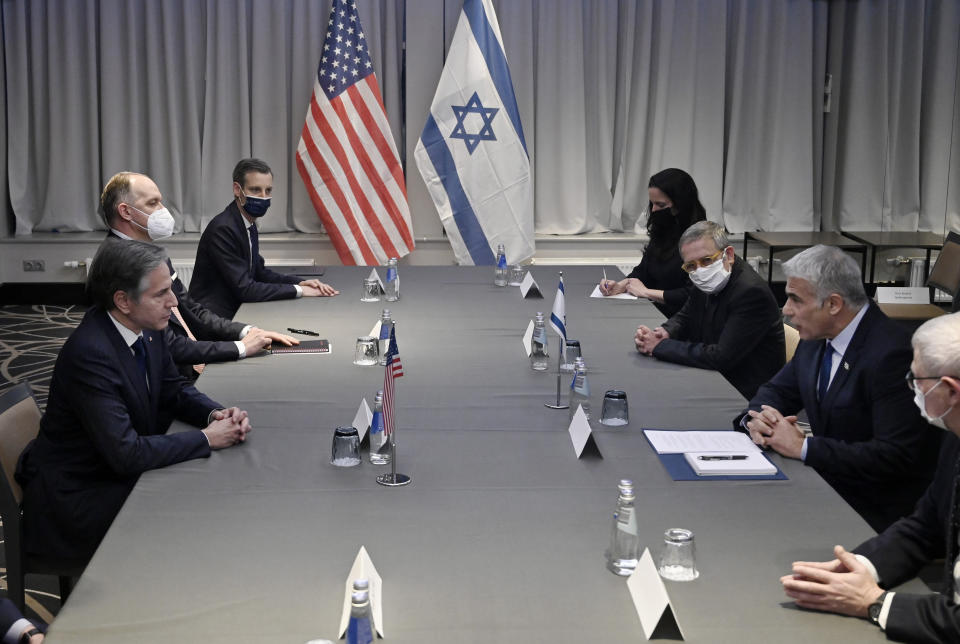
top-left (367, 268), bottom-right (385, 293)
top-left (590, 284), bottom-right (638, 300)
top-left (627, 548), bottom-right (684, 640)
top-left (338, 546), bottom-right (384, 638)
top-left (522, 319), bottom-right (534, 357)
top-left (352, 399), bottom-right (373, 443)
top-left (567, 405), bottom-right (601, 458)
top-left (643, 429), bottom-right (760, 455)
top-left (684, 451), bottom-right (777, 476)
top-left (519, 272), bottom-right (542, 298)
top-left (369, 320), bottom-right (382, 339)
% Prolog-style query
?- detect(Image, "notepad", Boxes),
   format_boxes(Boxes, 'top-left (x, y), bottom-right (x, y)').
top-left (270, 339), bottom-right (331, 354)
top-left (684, 451), bottom-right (777, 476)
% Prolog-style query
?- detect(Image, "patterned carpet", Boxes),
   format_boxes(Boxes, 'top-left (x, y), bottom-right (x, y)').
top-left (0, 304), bottom-right (88, 625)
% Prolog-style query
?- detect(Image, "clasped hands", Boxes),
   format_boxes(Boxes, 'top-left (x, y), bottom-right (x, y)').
top-left (203, 407), bottom-right (252, 449)
top-left (780, 545), bottom-right (885, 619)
top-left (745, 404), bottom-right (805, 459)
top-left (635, 325), bottom-right (668, 355)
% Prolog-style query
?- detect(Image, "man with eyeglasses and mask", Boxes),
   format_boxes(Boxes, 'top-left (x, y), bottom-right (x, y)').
top-left (634, 220), bottom-right (784, 399)
top-left (189, 158), bottom-right (338, 320)
top-left (100, 171), bottom-right (299, 380)
top-left (737, 245), bottom-right (941, 532)
top-left (779, 312), bottom-right (960, 643)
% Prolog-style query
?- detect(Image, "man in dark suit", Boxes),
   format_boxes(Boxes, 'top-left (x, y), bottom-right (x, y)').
top-left (738, 245), bottom-right (941, 532)
top-left (98, 171), bottom-right (298, 379)
top-left (189, 158), bottom-right (338, 320)
top-left (15, 240), bottom-right (251, 563)
top-left (634, 221), bottom-right (785, 399)
top-left (780, 312), bottom-right (960, 642)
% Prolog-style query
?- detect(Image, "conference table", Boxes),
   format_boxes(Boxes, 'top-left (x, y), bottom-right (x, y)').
top-left (46, 266), bottom-right (924, 643)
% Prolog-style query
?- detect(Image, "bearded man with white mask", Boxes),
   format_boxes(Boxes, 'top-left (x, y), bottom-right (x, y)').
top-left (635, 220), bottom-right (785, 399)
top-left (779, 312), bottom-right (960, 643)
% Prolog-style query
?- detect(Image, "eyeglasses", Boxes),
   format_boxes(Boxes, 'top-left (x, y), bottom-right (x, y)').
top-left (905, 370), bottom-right (946, 393)
top-left (681, 249), bottom-right (724, 274)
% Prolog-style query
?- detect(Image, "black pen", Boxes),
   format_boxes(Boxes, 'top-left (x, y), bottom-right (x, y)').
top-left (698, 454), bottom-right (749, 461)
top-left (287, 327), bottom-right (320, 336)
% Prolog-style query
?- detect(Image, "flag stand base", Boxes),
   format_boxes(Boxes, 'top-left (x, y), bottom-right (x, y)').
top-left (544, 402), bottom-right (569, 409)
top-left (376, 473), bottom-right (411, 487)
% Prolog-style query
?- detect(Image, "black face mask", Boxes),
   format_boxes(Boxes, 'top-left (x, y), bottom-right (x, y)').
top-left (647, 207), bottom-right (677, 236)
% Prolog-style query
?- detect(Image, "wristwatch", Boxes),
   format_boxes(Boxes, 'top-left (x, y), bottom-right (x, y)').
top-left (19, 627), bottom-right (40, 644)
top-left (868, 591), bottom-right (889, 626)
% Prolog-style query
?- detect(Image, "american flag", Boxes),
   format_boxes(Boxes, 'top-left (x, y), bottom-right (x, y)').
top-left (296, 0), bottom-right (415, 266)
top-left (382, 325), bottom-right (404, 436)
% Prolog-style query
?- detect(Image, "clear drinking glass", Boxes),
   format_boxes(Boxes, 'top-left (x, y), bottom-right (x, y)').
top-left (361, 277), bottom-right (381, 302)
top-left (353, 336), bottom-right (379, 366)
top-left (331, 426), bottom-right (361, 467)
top-left (600, 390), bottom-right (629, 427)
top-left (561, 340), bottom-right (581, 372)
top-left (659, 528), bottom-right (699, 581)
top-left (508, 265), bottom-right (526, 286)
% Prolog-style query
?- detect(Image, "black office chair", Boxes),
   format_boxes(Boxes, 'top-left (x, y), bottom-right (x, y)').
top-left (927, 231), bottom-right (960, 312)
top-left (0, 383), bottom-right (84, 611)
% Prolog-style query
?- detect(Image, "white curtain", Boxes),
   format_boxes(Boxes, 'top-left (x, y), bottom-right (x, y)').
top-left (3, 0), bottom-right (959, 239)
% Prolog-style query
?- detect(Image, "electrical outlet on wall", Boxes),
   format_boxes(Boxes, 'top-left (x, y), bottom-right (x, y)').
top-left (22, 259), bottom-right (46, 272)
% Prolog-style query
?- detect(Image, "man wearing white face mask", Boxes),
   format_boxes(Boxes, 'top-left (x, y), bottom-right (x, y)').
top-left (634, 220), bottom-right (784, 399)
top-left (779, 312), bottom-right (960, 643)
top-left (736, 245), bottom-right (941, 532)
top-left (188, 158), bottom-right (339, 320)
top-left (99, 171), bottom-right (299, 380)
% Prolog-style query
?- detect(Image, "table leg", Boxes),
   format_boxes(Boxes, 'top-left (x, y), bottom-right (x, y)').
top-left (768, 249), bottom-right (774, 284)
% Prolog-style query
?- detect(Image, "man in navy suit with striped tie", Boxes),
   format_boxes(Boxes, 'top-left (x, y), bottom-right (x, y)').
top-left (15, 240), bottom-right (252, 563)
top-left (188, 158), bottom-right (338, 320)
top-left (735, 245), bottom-right (941, 532)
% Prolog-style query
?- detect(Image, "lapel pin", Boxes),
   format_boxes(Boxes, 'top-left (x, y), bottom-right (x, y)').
top-left (843, 362), bottom-right (849, 370)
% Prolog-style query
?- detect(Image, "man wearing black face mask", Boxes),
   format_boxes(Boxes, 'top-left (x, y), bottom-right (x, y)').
top-left (189, 158), bottom-right (339, 320)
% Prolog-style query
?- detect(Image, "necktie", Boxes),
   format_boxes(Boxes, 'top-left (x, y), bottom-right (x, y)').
top-left (170, 306), bottom-right (205, 375)
top-left (248, 224), bottom-right (259, 270)
top-left (132, 336), bottom-right (150, 390)
top-left (818, 341), bottom-right (833, 401)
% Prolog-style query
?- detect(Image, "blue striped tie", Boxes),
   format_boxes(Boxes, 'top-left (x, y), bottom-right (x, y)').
top-left (818, 341), bottom-right (833, 401)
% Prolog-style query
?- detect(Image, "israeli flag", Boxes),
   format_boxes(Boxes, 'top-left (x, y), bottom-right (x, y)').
top-left (414, 0), bottom-right (535, 266)
top-left (550, 274), bottom-right (566, 342)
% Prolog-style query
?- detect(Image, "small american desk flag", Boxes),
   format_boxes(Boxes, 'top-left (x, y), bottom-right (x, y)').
top-left (382, 325), bottom-right (404, 436)
top-left (296, 0), bottom-right (414, 266)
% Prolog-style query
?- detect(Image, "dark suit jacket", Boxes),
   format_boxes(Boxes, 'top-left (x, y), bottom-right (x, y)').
top-left (736, 302), bottom-right (942, 532)
top-left (188, 201), bottom-right (301, 319)
top-left (653, 257), bottom-right (785, 399)
top-left (855, 432), bottom-right (960, 643)
top-left (626, 242), bottom-right (692, 318)
top-left (15, 307), bottom-right (218, 561)
top-left (105, 232), bottom-right (244, 379)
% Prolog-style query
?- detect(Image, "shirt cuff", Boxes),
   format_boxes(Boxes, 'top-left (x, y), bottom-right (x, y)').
top-left (800, 437), bottom-right (809, 461)
top-left (294, 285), bottom-right (303, 298)
top-left (854, 554), bottom-right (881, 582)
top-left (206, 408), bottom-right (223, 428)
top-left (879, 592), bottom-right (895, 630)
top-left (239, 325), bottom-right (252, 339)
top-left (740, 415), bottom-right (751, 430)
top-left (235, 340), bottom-right (246, 358)
top-left (2, 619), bottom-right (33, 644)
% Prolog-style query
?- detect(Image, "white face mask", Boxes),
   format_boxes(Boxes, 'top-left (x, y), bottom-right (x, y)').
top-left (913, 379), bottom-right (953, 430)
top-left (128, 204), bottom-right (176, 241)
top-left (688, 255), bottom-right (731, 294)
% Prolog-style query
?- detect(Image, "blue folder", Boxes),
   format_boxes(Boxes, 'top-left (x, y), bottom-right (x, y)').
top-left (643, 429), bottom-right (788, 482)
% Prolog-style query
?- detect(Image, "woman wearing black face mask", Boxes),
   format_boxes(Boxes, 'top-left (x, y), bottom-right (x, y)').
top-left (599, 168), bottom-right (706, 317)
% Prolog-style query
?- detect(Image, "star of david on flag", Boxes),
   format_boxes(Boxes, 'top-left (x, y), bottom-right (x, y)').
top-left (414, 0), bottom-right (535, 267)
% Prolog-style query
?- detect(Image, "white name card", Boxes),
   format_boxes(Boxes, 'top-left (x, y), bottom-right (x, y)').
top-left (567, 405), bottom-right (602, 458)
top-left (875, 286), bottom-right (930, 304)
top-left (338, 546), bottom-right (385, 638)
top-left (523, 320), bottom-right (534, 357)
top-left (520, 272), bottom-right (543, 298)
top-left (369, 319), bottom-right (382, 339)
top-left (367, 268), bottom-right (385, 293)
top-left (352, 398), bottom-right (373, 444)
top-left (627, 549), bottom-right (685, 640)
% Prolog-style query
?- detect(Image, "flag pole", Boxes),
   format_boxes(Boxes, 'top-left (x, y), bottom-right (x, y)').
top-left (545, 271), bottom-right (569, 409)
top-left (377, 321), bottom-right (410, 487)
